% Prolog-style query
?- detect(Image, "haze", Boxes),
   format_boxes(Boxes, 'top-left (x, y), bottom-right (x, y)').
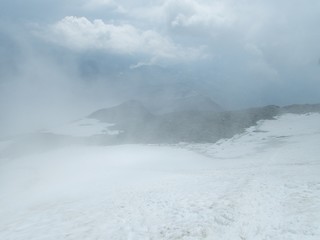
top-left (0, 0), bottom-right (319, 136)
top-left (1, 1), bottom-right (320, 239)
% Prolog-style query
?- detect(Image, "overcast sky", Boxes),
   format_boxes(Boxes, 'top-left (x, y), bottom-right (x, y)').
top-left (0, 0), bottom-right (320, 136)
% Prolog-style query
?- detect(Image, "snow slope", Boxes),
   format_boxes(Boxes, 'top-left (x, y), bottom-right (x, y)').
top-left (0, 113), bottom-right (319, 240)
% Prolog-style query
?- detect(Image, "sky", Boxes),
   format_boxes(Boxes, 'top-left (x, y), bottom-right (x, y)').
top-left (0, 0), bottom-right (320, 136)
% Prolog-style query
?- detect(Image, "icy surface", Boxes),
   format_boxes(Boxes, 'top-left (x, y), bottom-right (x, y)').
top-left (45, 118), bottom-right (121, 137)
top-left (0, 113), bottom-right (320, 240)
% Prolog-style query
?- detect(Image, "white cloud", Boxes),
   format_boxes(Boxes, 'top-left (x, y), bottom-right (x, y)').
top-left (126, 0), bottom-right (277, 43)
top-left (40, 16), bottom-right (206, 65)
top-left (125, 0), bottom-right (237, 33)
top-left (165, 0), bottom-right (235, 29)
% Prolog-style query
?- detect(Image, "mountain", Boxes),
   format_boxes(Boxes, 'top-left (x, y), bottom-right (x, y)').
top-left (151, 94), bottom-right (223, 114)
top-left (88, 100), bottom-right (154, 124)
top-left (87, 100), bottom-right (156, 143)
top-left (2, 102), bottom-right (320, 159)
top-left (281, 103), bottom-right (320, 114)
top-left (132, 81), bottom-right (223, 114)
top-left (85, 102), bottom-right (320, 144)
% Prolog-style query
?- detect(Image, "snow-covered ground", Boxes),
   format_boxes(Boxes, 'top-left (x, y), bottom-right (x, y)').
top-left (44, 118), bottom-right (121, 137)
top-left (0, 113), bottom-right (319, 240)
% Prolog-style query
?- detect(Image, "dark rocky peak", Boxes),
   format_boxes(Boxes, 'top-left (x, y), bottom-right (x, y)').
top-left (88, 100), bottom-right (154, 124)
top-left (281, 104), bottom-right (320, 114)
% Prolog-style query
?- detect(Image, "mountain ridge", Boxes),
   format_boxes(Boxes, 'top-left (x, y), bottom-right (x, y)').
top-left (86, 101), bottom-right (320, 144)
top-left (2, 102), bottom-right (320, 159)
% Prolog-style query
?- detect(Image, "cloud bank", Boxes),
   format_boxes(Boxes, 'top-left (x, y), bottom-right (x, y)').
top-left (39, 16), bottom-right (206, 66)
top-left (0, 0), bottom-right (320, 136)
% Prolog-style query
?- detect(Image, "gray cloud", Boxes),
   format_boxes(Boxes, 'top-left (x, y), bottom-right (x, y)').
top-left (0, 0), bottom-right (320, 136)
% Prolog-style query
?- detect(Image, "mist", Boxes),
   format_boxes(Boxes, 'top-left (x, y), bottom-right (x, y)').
top-left (0, 24), bottom-right (120, 137)
top-left (1, 0), bottom-right (320, 136)
top-left (1, 1), bottom-right (320, 239)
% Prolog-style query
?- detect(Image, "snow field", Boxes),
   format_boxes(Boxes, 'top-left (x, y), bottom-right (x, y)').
top-left (0, 113), bottom-right (320, 239)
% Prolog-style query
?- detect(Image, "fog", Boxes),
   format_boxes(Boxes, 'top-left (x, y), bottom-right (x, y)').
top-left (0, 24), bottom-right (118, 137)
top-left (1, 0), bottom-right (320, 137)
top-left (1, 1), bottom-right (320, 239)
top-left (1, 112), bottom-right (320, 239)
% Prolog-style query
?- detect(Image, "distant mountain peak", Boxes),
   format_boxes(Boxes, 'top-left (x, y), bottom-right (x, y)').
top-left (88, 100), bottom-right (154, 124)
top-left (142, 93), bottom-right (223, 114)
top-left (116, 99), bottom-right (147, 109)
